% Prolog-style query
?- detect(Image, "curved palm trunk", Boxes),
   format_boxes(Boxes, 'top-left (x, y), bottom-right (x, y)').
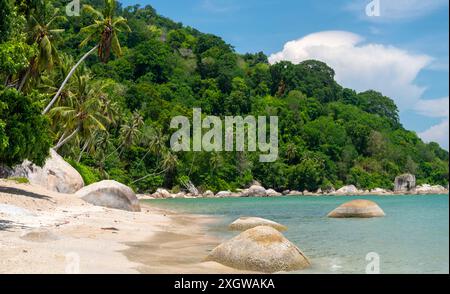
top-left (42, 45), bottom-right (99, 115)
top-left (54, 126), bottom-right (80, 151)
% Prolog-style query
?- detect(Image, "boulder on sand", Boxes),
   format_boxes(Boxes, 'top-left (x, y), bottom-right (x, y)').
top-left (11, 149), bottom-right (84, 194)
top-left (328, 199), bottom-right (385, 218)
top-left (229, 217), bottom-right (287, 232)
top-left (205, 226), bottom-right (310, 273)
top-left (266, 189), bottom-right (282, 197)
top-left (75, 180), bottom-right (141, 212)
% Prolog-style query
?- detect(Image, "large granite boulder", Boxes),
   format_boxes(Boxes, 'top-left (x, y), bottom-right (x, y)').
top-left (394, 174), bottom-right (416, 193)
top-left (75, 180), bottom-right (141, 212)
top-left (414, 184), bottom-right (448, 195)
top-left (10, 149), bottom-right (84, 194)
top-left (334, 185), bottom-right (360, 195)
top-left (205, 226), bottom-right (310, 273)
top-left (266, 189), bottom-right (282, 197)
top-left (151, 188), bottom-right (172, 199)
top-left (203, 190), bottom-right (215, 198)
top-left (216, 191), bottom-right (233, 198)
top-left (242, 185), bottom-right (267, 197)
top-left (328, 199), bottom-right (385, 218)
top-left (229, 217), bottom-right (287, 232)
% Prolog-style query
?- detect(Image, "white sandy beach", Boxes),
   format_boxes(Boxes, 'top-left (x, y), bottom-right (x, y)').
top-left (0, 180), bottom-right (245, 274)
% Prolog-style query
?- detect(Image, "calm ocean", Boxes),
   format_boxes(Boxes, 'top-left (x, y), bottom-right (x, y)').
top-left (147, 195), bottom-right (449, 274)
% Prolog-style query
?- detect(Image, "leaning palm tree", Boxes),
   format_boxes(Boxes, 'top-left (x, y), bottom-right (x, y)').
top-left (50, 75), bottom-right (111, 151)
top-left (18, 8), bottom-right (66, 92)
top-left (43, 0), bottom-right (131, 114)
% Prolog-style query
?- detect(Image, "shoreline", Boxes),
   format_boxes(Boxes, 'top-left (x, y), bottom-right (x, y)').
top-left (0, 180), bottom-right (242, 274)
top-left (1, 180), bottom-right (448, 274)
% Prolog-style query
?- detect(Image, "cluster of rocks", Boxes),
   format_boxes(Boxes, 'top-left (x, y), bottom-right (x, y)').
top-left (137, 180), bottom-right (449, 200)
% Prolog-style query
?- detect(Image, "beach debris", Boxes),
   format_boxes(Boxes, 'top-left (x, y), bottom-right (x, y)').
top-left (205, 226), bottom-right (310, 273)
top-left (75, 180), bottom-right (141, 212)
top-left (101, 227), bottom-right (119, 231)
top-left (229, 217), bottom-right (287, 232)
top-left (394, 174), bottom-right (416, 193)
top-left (10, 149), bottom-right (84, 194)
top-left (327, 199), bottom-right (385, 218)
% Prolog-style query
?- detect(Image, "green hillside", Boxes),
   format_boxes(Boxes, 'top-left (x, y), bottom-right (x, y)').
top-left (1, 0), bottom-right (448, 193)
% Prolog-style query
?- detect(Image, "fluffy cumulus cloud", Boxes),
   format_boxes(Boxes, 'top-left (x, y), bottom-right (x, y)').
top-left (268, 31), bottom-right (448, 149)
top-left (416, 97), bottom-right (449, 149)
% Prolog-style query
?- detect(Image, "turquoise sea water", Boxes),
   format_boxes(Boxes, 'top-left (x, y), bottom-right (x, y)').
top-left (147, 195), bottom-right (449, 274)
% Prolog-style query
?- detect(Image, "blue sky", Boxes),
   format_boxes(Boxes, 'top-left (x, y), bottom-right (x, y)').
top-left (119, 0), bottom-right (449, 149)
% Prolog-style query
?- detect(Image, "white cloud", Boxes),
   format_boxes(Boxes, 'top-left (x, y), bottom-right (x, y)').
top-left (269, 31), bottom-right (449, 149)
top-left (414, 97), bottom-right (449, 118)
top-left (419, 118), bottom-right (449, 150)
top-left (346, 0), bottom-right (448, 22)
top-left (269, 31), bottom-right (431, 110)
top-left (416, 97), bottom-right (449, 149)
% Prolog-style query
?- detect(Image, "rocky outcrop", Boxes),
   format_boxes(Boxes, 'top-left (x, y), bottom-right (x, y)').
top-left (394, 174), bottom-right (416, 193)
top-left (266, 189), bottom-right (282, 197)
top-left (413, 184), bottom-right (448, 195)
top-left (75, 180), bottom-right (141, 212)
top-left (242, 185), bottom-right (267, 197)
top-left (216, 191), bottom-right (233, 198)
top-left (288, 190), bottom-right (303, 196)
top-left (10, 149), bottom-right (84, 194)
top-left (203, 190), bottom-right (215, 198)
top-left (151, 188), bottom-right (172, 199)
top-left (369, 188), bottom-right (390, 195)
top-left (205, 226), bottom-right (310, 273)
top-left (229, 217), bottom-right (288, 232)
top-left (334, 185), bottom-right (360, 195)
top-left (328, 199), bottom-right (385, 218)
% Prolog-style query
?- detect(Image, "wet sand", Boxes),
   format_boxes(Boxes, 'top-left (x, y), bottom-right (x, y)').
top-left (0, 180), bottom-right (242, 274)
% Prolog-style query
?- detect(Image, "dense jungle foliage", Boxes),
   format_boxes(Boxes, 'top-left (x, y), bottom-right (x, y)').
top-left (0, 0), bottom-right (448, 193)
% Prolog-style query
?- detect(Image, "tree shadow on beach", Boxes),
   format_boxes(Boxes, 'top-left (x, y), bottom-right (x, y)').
top-left (0, 186), bottom-right (52, 201)
top-left (0, 219), bottom-right (28, 231)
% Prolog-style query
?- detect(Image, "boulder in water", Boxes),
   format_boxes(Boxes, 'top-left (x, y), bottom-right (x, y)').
top-left (75, 180), bottom-right (141, 212)
top-left (328, 199), bottom-right (385, 218)
top-left (229, 217), bottom-right (287, 232)
top-left (205, 226), bottom-right (310, 273)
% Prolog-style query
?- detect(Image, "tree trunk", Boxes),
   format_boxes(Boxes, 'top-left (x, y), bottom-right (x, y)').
top-left (17, 67), bottom-right (31, 92)
top-left (54, 127), bottom-right (80, 151)
top-left (77, 140), bottom-right (90, 163)
top-left (42, 45), bottom-right (99, 115)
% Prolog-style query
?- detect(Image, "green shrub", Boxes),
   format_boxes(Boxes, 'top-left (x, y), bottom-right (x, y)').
top-left (67, 160), bottom-right (101, 185)
top-left (8, 177), bottom-right (29, 184)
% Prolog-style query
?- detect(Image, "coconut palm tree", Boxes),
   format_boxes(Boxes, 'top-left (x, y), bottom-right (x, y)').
top-left (50, 75), bottom-right (111, 151)
top-left (106, 111), bottom-right (143, 158)
top-left (43, 0), bottom-right (131, 114)
top-left (18, 7), bottom-right (66, 92)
